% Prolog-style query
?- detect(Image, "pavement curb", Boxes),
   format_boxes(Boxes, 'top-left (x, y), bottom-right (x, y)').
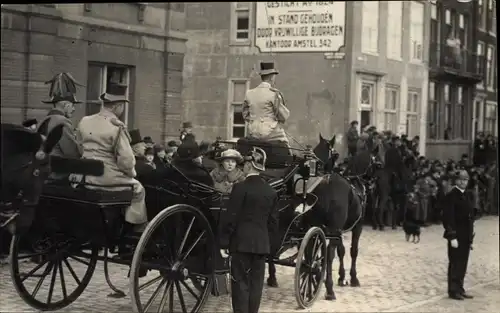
top-left (385, 279), bottom-right (500, 312)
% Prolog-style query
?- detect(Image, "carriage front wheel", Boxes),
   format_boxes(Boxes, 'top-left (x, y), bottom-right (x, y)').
top-left (129, 204), bottom-right (214, 313)
top-left (294, 227), bottom-right (327, 309)
top-left (9, 233), bottom-right (98, 311)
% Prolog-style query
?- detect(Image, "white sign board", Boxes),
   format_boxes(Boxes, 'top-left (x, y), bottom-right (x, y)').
top-left (255, 2), bottom-right (346, 53)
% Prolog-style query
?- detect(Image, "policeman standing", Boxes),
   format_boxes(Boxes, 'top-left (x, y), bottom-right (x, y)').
top-left (219, 148), bottom-right (279, 313)
top-left (243, 62), bottom-right (290, 145)
top-left (442, 170), bottom-right (476, 300)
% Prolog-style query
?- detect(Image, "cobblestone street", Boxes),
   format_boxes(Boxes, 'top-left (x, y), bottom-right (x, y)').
top-left (1, 216), bottom-right (498, 312)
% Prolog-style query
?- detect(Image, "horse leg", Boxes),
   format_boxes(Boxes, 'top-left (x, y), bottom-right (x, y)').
top-left (336, 239), bottom-right (348, 286)
top-left (267, 260), bottom-right (279, 287)
top-left (324, 240), bottom-right (337, 300)
top-left (349, 223), bottom-right (363, 287)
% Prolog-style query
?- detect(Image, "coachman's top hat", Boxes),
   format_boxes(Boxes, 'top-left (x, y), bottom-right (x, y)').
top-left (42, 72), bottom-right (83, 104)
top-left (128, 129), bottom-right (143, 146)
top-left (182, 121), bottom-right (193, 129)
top-left (259, 61), bottom-right (279, 76)
top-left (100, 84), bottom-right (129, 104)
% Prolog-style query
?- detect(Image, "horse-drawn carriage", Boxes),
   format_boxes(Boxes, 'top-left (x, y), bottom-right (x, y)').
top-left (2, 129), bottom-right (337, 313)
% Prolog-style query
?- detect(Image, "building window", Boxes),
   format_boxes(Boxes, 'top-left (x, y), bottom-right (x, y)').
top-left (484, 101), bottom-right (498, 136)
top-left (427, 82), bottom-right (439, 140)
top-left (228, 79), bottom-right (249, 139)
top-left (383, 87), bottom-right (399, 132)
top-left (456, 86), bottom-right (466, 139)
top-left (478, 0), bottom-right (486, 30)
top-left (361, 1), bottom-right (379, 54)
top-left (487, 45), bottom-right (495, 90)
top-left (359, 81), bottom-right (376, 128)
top-left (431, 3), bottom-right (437, 20)
top-left (443, 84), bottom-right (452, 139)
top-left (445, 9), bottom-right (451, 25)
top-left (231, 2), bottom-right (251, 44)
top-left (488, 0), bottom-right (496, 35)
top-left (410, 1), bottom-right (424, 61)
top-left (457, 14), bottom-right (468, 48)
top-left (477, 41), bottom-right (485, 89)
top-left (387, 1), bottom-right (403, 60)
top-left (407, 91), bottom-right (419, 138)
top-left (86, 63), bottom-right (131, 125)
top-left (474, 97), bottom-right (485, 136)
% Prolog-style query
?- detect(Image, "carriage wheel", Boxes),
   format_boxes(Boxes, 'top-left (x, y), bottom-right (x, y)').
top-left (9, 233), bottom-right (98, 311)
top-left (130, 204), bottom-right (214, 313)
top-left (294, 227), bottom-right (327, 309)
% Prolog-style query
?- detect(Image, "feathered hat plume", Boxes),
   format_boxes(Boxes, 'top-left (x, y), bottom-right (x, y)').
top-left (42, 72), bottom-right (84, 104)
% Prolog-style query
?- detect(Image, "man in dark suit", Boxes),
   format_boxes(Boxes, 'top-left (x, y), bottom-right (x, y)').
top-left (442, 170), bottom-right (476, 300)
top-left (385, 136), bottom-right (407, 225)
top-left (219, 147), bottom-right (279, 313)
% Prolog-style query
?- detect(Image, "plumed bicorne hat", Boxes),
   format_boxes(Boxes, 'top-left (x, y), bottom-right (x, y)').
top-left (243, 147), bottom-right (267, 171)
top-left (42, 72), bottom-right (84, 104)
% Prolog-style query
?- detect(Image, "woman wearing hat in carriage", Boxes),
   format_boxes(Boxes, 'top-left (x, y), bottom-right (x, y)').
top-left (179, 121), bottom-right (196, 144)
top-left (129, 129), bottom-right (155, 179)
top-left (76, 83), bottom-right (148, 232)
top-left (210, 149), bottom-right (245, 194)
top-left (243, 61), bottom-right (291, 146)
top-left (152, 144), bottom-right (168, 169)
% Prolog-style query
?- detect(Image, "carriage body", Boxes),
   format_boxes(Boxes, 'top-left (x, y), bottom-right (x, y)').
top-left (7, 138), bottom-right (329, 312)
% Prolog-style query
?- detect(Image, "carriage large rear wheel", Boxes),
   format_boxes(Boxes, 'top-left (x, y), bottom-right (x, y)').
top-left (9, 233), bottom-right (98, 311)
top-left (294, 227), bottom-right (327, 309)
top-left (130, 204), bottom-right (214, 313)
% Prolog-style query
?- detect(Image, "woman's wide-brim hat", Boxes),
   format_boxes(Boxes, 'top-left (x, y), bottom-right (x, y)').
top-left (100, 83), bottom-right (129, 104)
top-left (217, 149), bottom-right (243, 163)
top-left (259, 61), bottom-right (279, 76)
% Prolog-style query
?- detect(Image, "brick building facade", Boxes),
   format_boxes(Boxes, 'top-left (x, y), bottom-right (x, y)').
top-left (1, 4), bottom-right (187, 142)
top-left (425, 0), bottom-right (496, 160)
top-left (183, 2), bottom-right (431, 156)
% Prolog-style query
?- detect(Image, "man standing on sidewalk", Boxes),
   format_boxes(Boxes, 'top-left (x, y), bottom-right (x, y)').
top-left (442, 170), bottom-right (476, 300)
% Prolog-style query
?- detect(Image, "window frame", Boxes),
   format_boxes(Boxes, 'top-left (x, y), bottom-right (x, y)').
top-left (406, 90), bottom-right (420, 138)
top-left (477, 41), bottom-right (485, 89)
top-left (486, 45), bottom-right (496, 91)
top-left (443, 83), bottom-right (452, 138)
top-left (227, 78), bottom-right (250, 140)
top-left (383, 86), bottom-right (399, 132)
top-left (455, 85), bottom-right (466, 139)
top-left (484, 101), bottom-right (498, 136)
top-left (230, 2), bottom-right (252, 46)
top-left (427, 81), bottom-right (439, 140)
top-left (86, 63), bottom-right (131, 126)
top-left (361, 1), bottom-right (379, 55)
top-left (488, 0), bottom-right (496, 36)
top-left (387, 1), bottom-right (403, 60)
top-left (410, 1), bottom-right (425, 62)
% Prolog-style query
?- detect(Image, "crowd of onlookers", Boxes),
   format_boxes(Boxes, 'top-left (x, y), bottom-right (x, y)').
top-left (345, 121), bottom-right (498, 229)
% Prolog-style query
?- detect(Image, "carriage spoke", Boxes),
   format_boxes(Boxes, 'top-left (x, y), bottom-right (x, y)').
top-left (143, 278), bottom-right (167, 312)
top-left (20, 258), bottom-right (50, 282)
top-left (168, 281), bottom-right (175, 313)
top-left (31, 262), bottom-right (53, 298)
top-left (58, 261), bottom-right (68, 300)
top-left (139, 275), bottom-right (163, 291)
top-left (175, 281), bottom-right (188, 313)
top-left (17, 251), bottom-right (47, 260)
top-left (67, 255), bottom-right (90, 266)
top-left (180, 279), bottom-right (201, 300)
top-left (46, 263), bottom-right (58, 304)
top-left (177, 216), bottom-right (195, 256)
top-left (157, 280), bottom-right (173, 313)
top-left (180, 231), bottom-right (205, 261)
top-left (63, 259), bottom-right (81, 285)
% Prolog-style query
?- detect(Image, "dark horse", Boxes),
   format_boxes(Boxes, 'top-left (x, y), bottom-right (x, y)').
top-left (266, 134), bottom-right (381, 300)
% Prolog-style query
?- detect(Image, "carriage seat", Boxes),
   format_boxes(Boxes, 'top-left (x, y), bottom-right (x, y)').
top-left (41, 181), bottom-right (134, 206)
top-left (236, 138), bottom-right (294, 169)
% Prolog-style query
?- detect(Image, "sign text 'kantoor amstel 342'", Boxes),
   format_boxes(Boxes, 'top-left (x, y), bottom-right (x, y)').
top-left (255, 2), bottom-right (346, 53)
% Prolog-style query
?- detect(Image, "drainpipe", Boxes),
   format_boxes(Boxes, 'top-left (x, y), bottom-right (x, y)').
top-left (162, 4), bottom-right (170, 143)
top-left (22, 6), bottom-right (33, 121)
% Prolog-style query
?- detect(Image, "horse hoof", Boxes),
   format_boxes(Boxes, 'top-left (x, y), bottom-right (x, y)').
top-left (337, 278), bottom-right (349, 286)
top-left (267, 278), bottom-right (279, 288)
top-left (350, 279), bottom-right (361, 287)
top-left (372, 225), bottom-right (377, 230)
top-left (325, 293), bottom-right (336, 301)
top-left (378, 226), bottom-right (385, 231)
